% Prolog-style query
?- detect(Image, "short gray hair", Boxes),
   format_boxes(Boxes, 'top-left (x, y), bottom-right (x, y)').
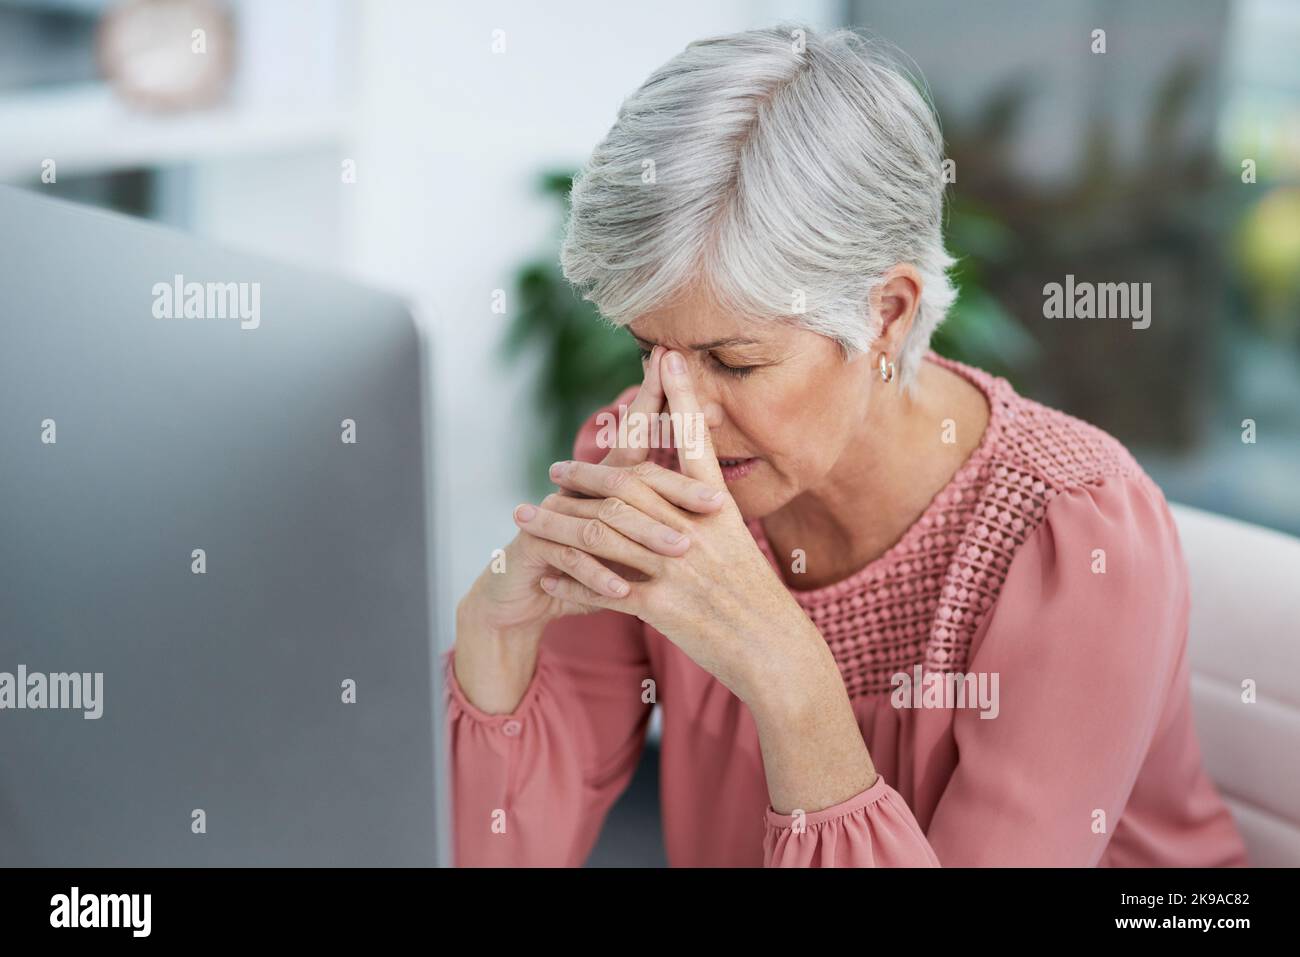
top-left (560, 24), bottom-right (956, 392)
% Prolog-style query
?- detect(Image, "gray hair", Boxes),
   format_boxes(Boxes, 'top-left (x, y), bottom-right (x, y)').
top-left (560, 24), bottom-right (956, 393)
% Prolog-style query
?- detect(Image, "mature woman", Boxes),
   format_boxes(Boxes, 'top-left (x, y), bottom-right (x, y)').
top-left (447, 25), bottom-right (1248, 867)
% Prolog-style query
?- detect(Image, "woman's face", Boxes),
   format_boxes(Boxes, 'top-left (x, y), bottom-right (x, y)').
top-left (628, 292), bottom-right (877, 519)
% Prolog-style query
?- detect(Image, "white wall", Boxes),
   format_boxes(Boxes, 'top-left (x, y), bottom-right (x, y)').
top-left (342, 0), bottom-right (839, 642)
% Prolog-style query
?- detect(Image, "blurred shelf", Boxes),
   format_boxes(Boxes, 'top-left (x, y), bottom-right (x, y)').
top-left (0, 83), bottom-right (353, 181)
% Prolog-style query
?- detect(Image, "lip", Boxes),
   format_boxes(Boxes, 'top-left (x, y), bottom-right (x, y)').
top-left (717, 456), bottom-right (759, 482)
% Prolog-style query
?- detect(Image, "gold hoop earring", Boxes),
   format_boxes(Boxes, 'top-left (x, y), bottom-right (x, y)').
top-left (878, 353), bottom-right (896, 384)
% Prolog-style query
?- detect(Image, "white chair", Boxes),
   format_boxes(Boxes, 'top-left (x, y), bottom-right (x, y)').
top-left (1172, 503), bottom-right (1300, 867)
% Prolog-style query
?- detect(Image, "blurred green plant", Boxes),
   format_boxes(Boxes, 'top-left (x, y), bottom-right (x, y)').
top-left (500, 172), bottom-right (642, 496)
top-left (1233, 187), bottom-right (1300, 342)
top-left (933, 197), bottom-right (1039, 379)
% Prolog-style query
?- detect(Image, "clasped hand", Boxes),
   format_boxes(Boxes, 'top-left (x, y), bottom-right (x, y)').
top-left (512, 347), bottom-right (819, 705)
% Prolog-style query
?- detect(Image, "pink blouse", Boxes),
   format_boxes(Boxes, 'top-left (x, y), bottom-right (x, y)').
top-left (445, 352), bottom-right (1250, 867)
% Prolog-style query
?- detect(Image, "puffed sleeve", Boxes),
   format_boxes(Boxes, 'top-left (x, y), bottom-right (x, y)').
top-left (446, 387), bottom-right (655, 867)
top-left (763, 472), bottom-right (1195, 867)
top-left (926, 473), bottom-right (1196, 865)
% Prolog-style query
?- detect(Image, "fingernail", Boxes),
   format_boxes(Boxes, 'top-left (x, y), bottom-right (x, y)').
top-left (549, 461), bottom-right (570, 478)
top-left (666, 351), bottom-right (686, 374)
top-left (698, 487), bottom-right (724, 501)
top-left (540, 576), bottom-right (557, 590)
top-left (660, 527), bottom-right (685, 545)
top-left (515, 504), bottom-right (537, 522)
top-left (608, 578), bottom-right (629, 596)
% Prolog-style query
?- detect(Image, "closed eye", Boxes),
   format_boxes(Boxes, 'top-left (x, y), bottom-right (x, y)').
top-left (635, 343), bottom-right (757, 378)
top-left (710, 354), bottom-right (756, 378)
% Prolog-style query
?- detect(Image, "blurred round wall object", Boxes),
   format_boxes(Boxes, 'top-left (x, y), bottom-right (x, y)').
top-left (96, 0), bottom-right (235, 111)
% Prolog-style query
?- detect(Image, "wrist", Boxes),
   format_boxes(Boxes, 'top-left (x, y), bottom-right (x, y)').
top-left (453, 594), bottom-right (547, 715)
top-left (747, 650), bottom-right (844, 734)
top-left (740, 610), bottom-right (840, 723)
top-left (456, 590), bottom-right (547, 645)
top-left (744, 631), bottom-right (879, 814)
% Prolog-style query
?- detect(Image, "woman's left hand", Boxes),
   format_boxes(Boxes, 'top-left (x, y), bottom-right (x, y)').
top-left (514, 349), bottom-right (829, 711)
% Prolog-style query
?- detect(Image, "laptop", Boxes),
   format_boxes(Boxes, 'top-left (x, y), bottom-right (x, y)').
top-left (0, 186), bottom-right (445, 866)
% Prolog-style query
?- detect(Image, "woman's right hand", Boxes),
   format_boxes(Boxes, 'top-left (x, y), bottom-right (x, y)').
top-left (453, 346), bottom-right (724, 712)
top-left (459, 345), bottom-right (685, 637)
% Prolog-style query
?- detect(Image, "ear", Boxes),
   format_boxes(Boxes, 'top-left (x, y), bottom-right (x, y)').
top-left (869, 264), bottom-right (923, 353)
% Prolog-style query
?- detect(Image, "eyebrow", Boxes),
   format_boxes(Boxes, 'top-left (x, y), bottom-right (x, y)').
top-left (630, 332), bottom-right (763, 350)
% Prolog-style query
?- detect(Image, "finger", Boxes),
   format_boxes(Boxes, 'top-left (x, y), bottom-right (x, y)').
top-left (549, 460), bottom-right (725, 516)
top-left (538, 572), bottom-right (631, 613)
top-left (658, 350), bottom-right (725, 486)
top-left (518, 532), bottom-right (631, 599)
top-left (513, 502), bottom-right (662, 576)
top-left (561, 347), bottom-right (666, 500)
top-left (602, 345), bottom-right (667, 469)
top-left (539, 492), bottom-right (691, 556)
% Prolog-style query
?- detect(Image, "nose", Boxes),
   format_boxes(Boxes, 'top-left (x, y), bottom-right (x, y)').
top-left (680, 359), bottom-right (725, 429)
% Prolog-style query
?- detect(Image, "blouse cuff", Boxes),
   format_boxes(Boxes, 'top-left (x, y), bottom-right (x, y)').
top-left (765, 772), bottom-right (893, 831)
top-left (763, 773), bottom-right (941, 867)
top-left (442, 645), bottom-right (549, 730)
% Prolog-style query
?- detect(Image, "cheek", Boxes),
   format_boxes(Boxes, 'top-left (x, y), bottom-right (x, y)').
top-left (770, 374), bottom-right (847, 436)
top-left (727, 364), bottom-right (864, 478)
top-left (725, 379), bottom-right (835, 460)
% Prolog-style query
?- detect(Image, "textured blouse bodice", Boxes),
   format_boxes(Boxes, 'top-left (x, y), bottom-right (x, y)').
top-left (445, 352), bottom-right (1249, 868)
